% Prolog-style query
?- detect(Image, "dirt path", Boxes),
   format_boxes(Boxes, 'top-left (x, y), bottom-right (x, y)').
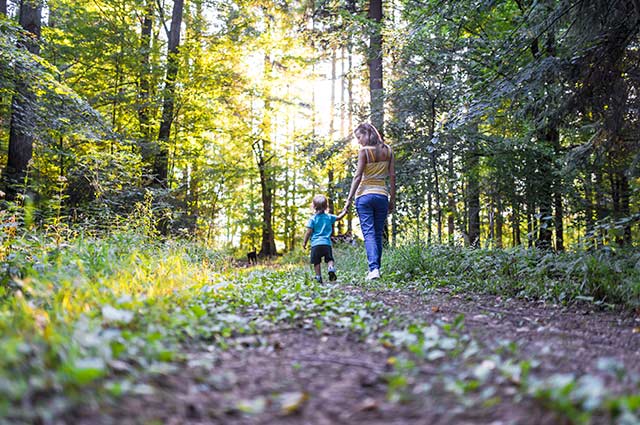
top-left (351, 286), bottom-right (640, 379)
top-left (73, 286), bottom-right (640, 425)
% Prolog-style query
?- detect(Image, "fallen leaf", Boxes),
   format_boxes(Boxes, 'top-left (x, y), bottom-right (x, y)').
top-left (431, 306), bottom-right (441, 313)
top-left (357, 397), bottom-right (378, 411)
top-left (279, 391), bottom-right (308, 415)
top-left (236, 396), bottom-right (267, 414)
top-left (632, 327), bottom-right (640, 334)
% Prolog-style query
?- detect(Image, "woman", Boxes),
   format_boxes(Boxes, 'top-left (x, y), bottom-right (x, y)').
top-left (342, 122), bottom-right (396, 280)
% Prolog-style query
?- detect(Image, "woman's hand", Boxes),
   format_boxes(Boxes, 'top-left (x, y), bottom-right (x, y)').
top-left (336, 204), bottom-right (349, 221)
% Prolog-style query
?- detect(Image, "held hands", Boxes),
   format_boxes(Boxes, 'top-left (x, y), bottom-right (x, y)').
top-left (337, 199), bottom-right (351, 220)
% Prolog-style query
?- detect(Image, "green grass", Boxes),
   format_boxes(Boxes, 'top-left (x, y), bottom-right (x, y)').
top-left (0, 231), bottom-right (389, 423)
top-left (0, 233), bottom-right (638, 424)
top-left (340, 243), bottom-right (640, 309)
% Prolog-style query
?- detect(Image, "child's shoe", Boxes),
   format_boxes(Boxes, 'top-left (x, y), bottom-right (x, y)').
top-left (328, 267), bottom-right (337, 282)
top-left (314, 275), bottom-right (323, 283)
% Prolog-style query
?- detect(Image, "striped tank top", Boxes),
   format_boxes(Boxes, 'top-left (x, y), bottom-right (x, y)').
top-left (356, 145), bottom-right (390, 199)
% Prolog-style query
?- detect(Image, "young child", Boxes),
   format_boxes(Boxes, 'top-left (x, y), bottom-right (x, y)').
top-left (302, 195), bottom-right (347, 283)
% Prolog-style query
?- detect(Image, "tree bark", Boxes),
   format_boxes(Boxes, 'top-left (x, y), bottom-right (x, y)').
top-left (430, 98), bottom-right (442, 244)
top-left (512, 200), bottom-right (521, 247)
top-left (619, 172), bottom-right (632, 245)
top-left (328, 47), bottom-right (336, 215)
top-left (583, 176), bottom-right (594, 237)
top-left (368, 0), bottom-right (383, 133)
top-left (256, 53), bottom-right (277, 257)
top-left (5, 0), bottom-right (42, 200)
top-left (536, 131), bottom-right (554, 250)
top-left (138, 0), bottom-right (154, 169)
top-left (427, 190), bottom-right (432, 244)
top-left (256, 144), bottom-right (276, 256)
top-left (536, 15), bottom-right (557, 250)
top-left (447, 139), bottom-right (456, 244)
top-left (495, 194), bottom-right (503, 248)
top-left (154, 0), bottom-right (184, 187)
top-left (466, 145), bottom-right (480, 248)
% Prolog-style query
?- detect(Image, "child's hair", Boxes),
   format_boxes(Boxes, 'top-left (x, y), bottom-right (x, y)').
top-left (312, 195), bottom-right (328, 213)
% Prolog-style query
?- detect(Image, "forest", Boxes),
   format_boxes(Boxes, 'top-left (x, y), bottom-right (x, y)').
top-left (0, 0), bottom-right (639, 424)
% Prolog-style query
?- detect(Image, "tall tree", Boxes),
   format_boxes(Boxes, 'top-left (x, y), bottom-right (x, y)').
top-left (465, 137), bottom-right (480, 247)
top-left (5, 0), bottom-right (42, 200)
top-left (154, 0), bottom-right (184, 187)
top-left (138, 0), bottom-right (154, 170)
top-left (368, 0), bottom-right (383, 132)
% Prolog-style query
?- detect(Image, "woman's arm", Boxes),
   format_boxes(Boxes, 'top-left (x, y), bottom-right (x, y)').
top-left (344, 149), bottom-right (367, 208)
top-left (388, 147), bottom-right (396, 213)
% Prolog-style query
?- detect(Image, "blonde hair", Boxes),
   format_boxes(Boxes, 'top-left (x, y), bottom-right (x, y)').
top-left (312, 195), bottom-right (328, 213)
top-left (355, 122), bottom-right (385, 159)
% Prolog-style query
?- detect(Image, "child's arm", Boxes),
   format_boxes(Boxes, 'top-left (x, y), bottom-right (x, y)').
top-left (302, 227), bottom-right (312, 249)
top-left (335, 208), bottom-right (348, 221)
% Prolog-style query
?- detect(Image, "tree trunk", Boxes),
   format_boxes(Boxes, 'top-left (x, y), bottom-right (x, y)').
top-left (256, 52), bottom-right (277, 257)
top-left (495, 194), bottom-right (503, 248)
top-left (430, 99), bottom-right (442, 244)
top-left (536, 2), bottom-right (558, 250)
top-left (154, 0), bottom-right (184, 188)
top-left (427, 190), bottom-right (432, 244)
top-left (138, 0), bottom-right (154, 168)
top-left (619, 172), bottom-right (632, 245)
top-left (259, 155), bottom-right (276, 256)
top-left (488, 196), bottom-right (495, 246)
top-left (447, 140), bottom-right (456, 244)
top-left (527, 198), bottom-right (535, 248)
top-left (536, 136), bottom-right (554, 250)
top-left (594, 167), bottom-right (606, 245)
top-left (5, 0), bottom-right (42, 200)
top-left (346, 42), bottom-right (354, 236)
top-left (466, 149), bottom-right (480, 248)
top-left (368, 0), bottom-right (383, 133)
top-left (337, 45), bottom-right (347, 235)
top-left (512, 200), bottom-right (521, 247)
top-left (328, 47), bottom-right (336, 215)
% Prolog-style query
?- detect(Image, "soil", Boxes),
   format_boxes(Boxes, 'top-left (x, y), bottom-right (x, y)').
top-left (72, 284), bottom-right (640, 425)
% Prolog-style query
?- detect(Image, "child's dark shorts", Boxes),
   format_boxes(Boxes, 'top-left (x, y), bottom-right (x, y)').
top-left (310, 244), bottom-right (334, 265)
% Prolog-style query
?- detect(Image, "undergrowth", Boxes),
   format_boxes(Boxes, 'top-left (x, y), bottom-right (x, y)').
top-left (0, 230), bottom-right (387, 424)
top-left (0, 229), bottom-right (638, 424)
top-left (345, 243), bottom-right (640, 309)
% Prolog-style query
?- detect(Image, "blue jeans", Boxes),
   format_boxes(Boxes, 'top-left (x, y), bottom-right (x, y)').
top-left (356, 194), bottom-right (389, 271)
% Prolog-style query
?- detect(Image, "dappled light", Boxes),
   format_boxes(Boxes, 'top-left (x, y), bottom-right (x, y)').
top-left (0, 0), bottom-right (639, 423)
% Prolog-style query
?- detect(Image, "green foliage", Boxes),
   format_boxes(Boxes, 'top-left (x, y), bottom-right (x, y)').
top-left (0, 232), bottom-right (637, 422)
top-left (0, 228), bottom-right (386, 422)
top-left (348, 243), bottom-right (640, 308)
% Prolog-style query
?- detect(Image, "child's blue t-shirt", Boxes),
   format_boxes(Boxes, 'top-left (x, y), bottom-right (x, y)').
top-left (306, 213), bottom-right (337, 247)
